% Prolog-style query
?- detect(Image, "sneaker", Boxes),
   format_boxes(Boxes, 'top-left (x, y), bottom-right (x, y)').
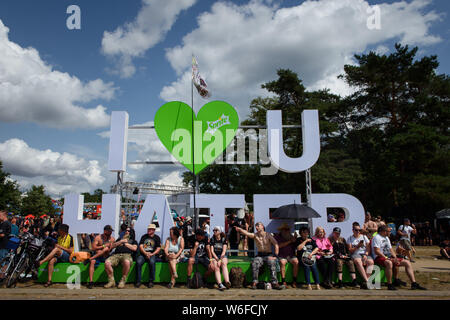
top-left (360, 282), bottom-right (368, 290)
top-left (147, 282), bottom-right (154, 288)
top-left (307, 284), bottom-right (312, 290)
top-left (224, 281), bottom-right (231, 289)
top-left (134, 282), bottom-right (141, 288)
top-left (87, 282), bottom-right (94, 289)
top-left (291, 282), bottom-right (297, 289)
top-left (167, 282), bottom-right (174, 289)
top-left (117, 277), bottom-right (126, 289)
top-left (411, 282), bottom-right (427, 290)
top-left (387, 283), bottom-right (397, 291)
top-left (337, 281), bottom-right (343, 289)
top-left (218, 283), bottom-right (226, 291)
top-left (282, 281), bottom-right (287, 287)
top-left (251, 282), bottom-right (258, 290)
top-left (104, 277), bottom-right (115, 289)
top-left (393, 278), bottom-right (407, 287)
top-left (349, 279), bottom-right (358, 287)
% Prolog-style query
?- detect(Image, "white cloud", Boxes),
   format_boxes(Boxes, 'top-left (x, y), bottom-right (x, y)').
top-left (0, 139), bottom-right (110, 196)
top-left (161, 0), bottom-right (442, 117)
top-left (102, 0), bottom-right (197, 78)
top-left (0, 20), bottom-right (116, 129)
top-left (99, 121), bottom-right (188, 186)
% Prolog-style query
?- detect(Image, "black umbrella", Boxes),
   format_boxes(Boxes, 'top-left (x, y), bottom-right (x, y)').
top-left (272, 203), bottom-right (321, 219)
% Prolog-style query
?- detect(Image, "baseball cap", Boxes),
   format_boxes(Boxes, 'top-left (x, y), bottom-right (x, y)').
top-left (104, 225), bottom-right (114, 232)
top-left (147, 223), bottom-right (156, 229)
top-left (333, 227), bottom-right (341, 233)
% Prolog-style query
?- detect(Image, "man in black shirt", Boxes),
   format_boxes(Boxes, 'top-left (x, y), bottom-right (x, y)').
top-left (135, 224), bottom-right (161, 288)
top-left (0, 210), bottom-right (12, 261)
top-left (104, 226), bottom-right (137, 289)
top-left (187, 229), bottom-right (213, 286)
top-left (227, 213), bottom-right (242, 256)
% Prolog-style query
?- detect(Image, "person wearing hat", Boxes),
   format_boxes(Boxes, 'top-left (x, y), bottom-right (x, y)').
top-left (37, 224), bottom-right (74, 287)
top-left (274, 223), bottom-right (299, 288)
top-left (84, 225), bottom-right (116, 289)
top-left (135, 223), bottom-right (161, 288)
top-left (328, 227), bottom-right (357, 288)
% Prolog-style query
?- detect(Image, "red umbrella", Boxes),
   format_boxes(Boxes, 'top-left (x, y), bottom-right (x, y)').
top-left (25, 214), bottom-right (35, 219)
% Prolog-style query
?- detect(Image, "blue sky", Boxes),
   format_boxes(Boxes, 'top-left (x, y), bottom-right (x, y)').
top-left (0, 0), bottom-right (449, 196)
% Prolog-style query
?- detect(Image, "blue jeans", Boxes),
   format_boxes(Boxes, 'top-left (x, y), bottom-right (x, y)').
top-left (303, 263), bottom-right (320, 285)
top-left (136, 254), bottom-right (156, 283)
top-left (0, 249), bottom-right (8, 262)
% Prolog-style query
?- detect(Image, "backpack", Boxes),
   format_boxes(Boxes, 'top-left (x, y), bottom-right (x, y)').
top-left (229, 267), bottom-right (246, 288)
top-left (69, 251), bottom-right (91, 263)
top-left (189, 272), bottom-right (204, 289)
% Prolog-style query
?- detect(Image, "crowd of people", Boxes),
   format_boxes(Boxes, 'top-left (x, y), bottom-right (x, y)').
top-left (1, 208), bottom-right (448, 290)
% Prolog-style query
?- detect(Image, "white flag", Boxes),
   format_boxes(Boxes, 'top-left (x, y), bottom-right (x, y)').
top-left (192, 56), bottom-right (211, 99)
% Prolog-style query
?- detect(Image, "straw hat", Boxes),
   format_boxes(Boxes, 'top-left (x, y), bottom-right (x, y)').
top-left (277, 222), bottom-right (291, 231)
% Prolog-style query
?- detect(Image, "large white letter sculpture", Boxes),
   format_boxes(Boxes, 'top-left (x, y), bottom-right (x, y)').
top-left (267, 110), bottom-right (320, 172)
top-left (63, 194), bottom-right (121, 250)
top-left (135, 194), bottom-right (175, 244)
top-left (310, 193), bottom-right (365, 237)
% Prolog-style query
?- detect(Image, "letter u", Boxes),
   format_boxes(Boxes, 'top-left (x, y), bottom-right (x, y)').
top-left (267, 109), bottom-right (320, 172)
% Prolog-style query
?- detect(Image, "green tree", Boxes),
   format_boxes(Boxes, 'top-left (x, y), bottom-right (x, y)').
top-left (340, 43), bottom-right (450, 219)
top-left (81, 189), bottom-right (106, 203)
top-left (0, 161), bottom-right (22, 212)
top-left (21, 185), bottom-right (56, 217)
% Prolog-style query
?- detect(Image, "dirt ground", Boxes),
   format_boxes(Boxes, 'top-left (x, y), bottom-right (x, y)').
top-left (0, 246), bottom-right (449, 300)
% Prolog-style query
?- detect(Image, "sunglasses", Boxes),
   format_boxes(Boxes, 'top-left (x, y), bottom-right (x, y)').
top-left (126, 229), bottom-right (131, 232)
top-left (353, 229), bottom-right (361, 232)
top-left (213, 229), bottom-right (220, 232)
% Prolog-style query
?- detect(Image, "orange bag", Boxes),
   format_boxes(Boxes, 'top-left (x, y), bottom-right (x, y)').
top-left (69, 251), bottom-right (91, 263)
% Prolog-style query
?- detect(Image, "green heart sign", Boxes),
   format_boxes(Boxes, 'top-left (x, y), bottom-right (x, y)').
top-left (154, 101), bottom-right (239, 174)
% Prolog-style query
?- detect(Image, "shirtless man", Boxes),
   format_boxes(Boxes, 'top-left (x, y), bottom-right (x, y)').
top-left (362, 212), bottom-right (378, 239)
top-left (236, 222), bottom-right (284, 290)
top-left (84, 225), bottom-right (115, 289)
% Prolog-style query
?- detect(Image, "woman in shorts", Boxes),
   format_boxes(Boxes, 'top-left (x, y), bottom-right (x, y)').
top-left (209, 226), bottom-right (231, 290)
top-left (347, 222), bottom-right (373, 289)
top-left (164, 227), bottom-right (184, 288)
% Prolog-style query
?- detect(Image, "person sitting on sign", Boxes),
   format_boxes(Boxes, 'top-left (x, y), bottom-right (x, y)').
top-left (347, 222), bottom-right (373, 289)
top-left (274, 223), bottom-right (299, 288)
top-left (37, 224), bottom-right (74, 287)
top-left (135, 223), bottom-right (161, 288)
top-left (164, 227), bottom-right (185, 289)
top-left (296, 227), bottom-right (321, 290)
top-left (83, 225), bottom-right (115, 289)
top-left (312, 227), bottom-right (334, 289)
top-left (209, 226), bottom-right (231, 291)
top-left (235, 222), bottom-right (285, 290)
top-left (103, 227), bottom-right (138, 289)
top-left (328, 227), bottom-right (357, 288)
top-left (186, 229), bottom-right (213, 288)
top-left (372, 225), bottom-right (426, 290)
